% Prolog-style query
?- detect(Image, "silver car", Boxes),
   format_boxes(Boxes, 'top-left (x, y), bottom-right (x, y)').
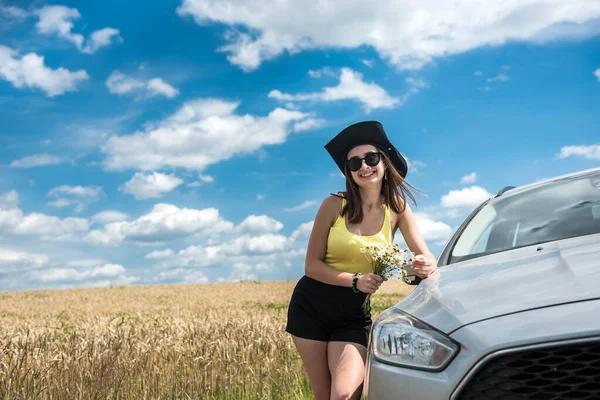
top-left (364, 167), bottom-right (600, 400)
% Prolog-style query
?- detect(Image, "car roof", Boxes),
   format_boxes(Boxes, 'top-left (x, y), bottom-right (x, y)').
top-left (495, 166), bottom-right (600, 199)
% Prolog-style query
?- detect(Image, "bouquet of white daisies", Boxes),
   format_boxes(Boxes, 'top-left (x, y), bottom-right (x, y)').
top-left (360, 244), bottom-right (415, 313)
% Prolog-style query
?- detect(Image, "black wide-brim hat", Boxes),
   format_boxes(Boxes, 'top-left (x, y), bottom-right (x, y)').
top-left (324, 121), bottom-right (408, 178)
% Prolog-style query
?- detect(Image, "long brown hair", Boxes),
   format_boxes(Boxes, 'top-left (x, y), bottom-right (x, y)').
top-left (340, 148), bottom-right (421, 224)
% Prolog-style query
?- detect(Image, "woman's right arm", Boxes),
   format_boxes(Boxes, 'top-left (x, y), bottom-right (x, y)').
top-left (304, 196), bottom-right (383, 293)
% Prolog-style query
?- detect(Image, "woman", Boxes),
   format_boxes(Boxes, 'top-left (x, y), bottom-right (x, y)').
top-left (285, 120), bottom-right (437, 400)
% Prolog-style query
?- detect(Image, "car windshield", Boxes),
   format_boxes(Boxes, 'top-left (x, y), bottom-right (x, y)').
top-left (450, 171), bottom-right (600, 263)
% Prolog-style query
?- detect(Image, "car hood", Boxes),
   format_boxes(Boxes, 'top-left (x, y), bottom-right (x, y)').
top-left (395, 233), bottom-right (600, 334)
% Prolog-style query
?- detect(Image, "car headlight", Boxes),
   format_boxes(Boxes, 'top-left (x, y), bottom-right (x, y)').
top-left (371, 307), bottom-right (459, 371)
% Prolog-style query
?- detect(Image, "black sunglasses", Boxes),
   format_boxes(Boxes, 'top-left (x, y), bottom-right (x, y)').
top-left (346, 151), bottom-right (381, 172)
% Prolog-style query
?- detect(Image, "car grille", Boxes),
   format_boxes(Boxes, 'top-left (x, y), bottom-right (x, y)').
top-left (456, 340), bottom-right (600, 400)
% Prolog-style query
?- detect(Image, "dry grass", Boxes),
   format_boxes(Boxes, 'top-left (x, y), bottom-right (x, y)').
top-left (0, 279), bottom-right (414, 399)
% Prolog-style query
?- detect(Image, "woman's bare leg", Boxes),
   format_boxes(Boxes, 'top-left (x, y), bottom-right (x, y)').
top-left (292, 336), bottom-right (331, 400)
top-left (327, 341), bottom-right (367, 400)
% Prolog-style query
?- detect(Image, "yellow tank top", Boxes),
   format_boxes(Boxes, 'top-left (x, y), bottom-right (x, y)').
top-left (324, 195), bottom-right (393, 274)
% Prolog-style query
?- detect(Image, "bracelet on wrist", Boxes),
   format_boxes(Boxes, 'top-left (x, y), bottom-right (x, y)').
top-left (351, 273), bottom-right (362, 294)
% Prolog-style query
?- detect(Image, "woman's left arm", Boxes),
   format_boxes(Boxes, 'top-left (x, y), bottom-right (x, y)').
top-left (396, 202), bottom-right (437, 279)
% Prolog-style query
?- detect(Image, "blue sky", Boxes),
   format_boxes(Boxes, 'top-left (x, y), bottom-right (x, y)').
top-left (0, 0), bottom-right (599, 291)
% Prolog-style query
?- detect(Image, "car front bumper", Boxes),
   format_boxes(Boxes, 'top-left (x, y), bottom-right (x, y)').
top-left (364, 299), bottom-right (600, 400)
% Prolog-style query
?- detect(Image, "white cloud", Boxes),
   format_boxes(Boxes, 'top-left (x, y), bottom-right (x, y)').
top-left (290, 221), bottom-right (314, 241)
top-left (83, 28), bottom-right (122, 54)
top-left (402, 77), bottom-right (429, 100)
top-left (530, 19), bottom-right (600, 44)
top-left (10, 154), bottom-right (65, 168)
top-left (595, 68), bottom-right (600, 81)
top-left (308, 67), bottom-right (335, 78)
top-left (35, 5), bottom-right (122, 54)
top-left (154, 268), bottom-right (210, 284)
top-left (15, 213), bottom-right (89, 240)
top-left (35, 6), bottom-right (84, 48)
top-left (0, 190), bottom-right (19, 209)
top-left (284, 102), bottom-right (300, 110)
top-left (187, 174), bottom-right (215, 187)
top-left (144, 218), bottom-right (315, 283)
top-left (0, 248), bottom-right (49, 273)
top-left (0, 208), bottom-right (22, 234)
top-left (92, 263), bottom-right (126, 277)
top-left (151, 235), bottom-right (291, 267)
top-left (393, 212), bottom-right (453, 246)
top-left (146, 249), bottom-right (174, 259)
top-left (0, 191), bottom-right (88, 241)
top-left (91, 210), bottom-right (129, 225)
top-left (441, 186), bottom-right (492, 211)
top-left (149, 234), bottom-right (306, 283)
top-left (82, 274), bottom-right (138, 288)
top-left (198, 174), bottom-right (215, 183)
top-left (231, 234), bottom-right (289, 254)
top-left (406, 157), bottom-right (427, 174)
top-left (213, 28), bottom-right (305, 72)
top-left (84, 230), bottom-right (122, 247)
top-left (0, 46), bottom-right (88, 97)
top-left (269, 68), bottom-right (401, 112)
top-left (66, 259), bottom-right (106, 268)
top-left (257, 194), bottom-right (265, 200)
top-left (487, 73), bottom-right (510, 83)
top-left (147, 78), bottom-right (180, 98)
top-left (474, 71), bottom-right (483, 76)
top-left (29, 273), bottom-right (138, 289)
top-left (48, 185), bottom-right (103, 198)
top-left (62, 113), bottom-right (137, 151)
top-left (1, 191), bottom-right (90, 242)
top-left (120, 172), bottom-right (184, 200)
top-left (230, 265), bottom-right (259, 281)
top-left (36, 263), bottom-right (127, 282)
top-left (176, 0), bottom-right (600, 71)
top-left (1, 5), bottom-right (28, 21)
top-left (237, 215), bottom-right (283, 234)
top-left (361, 59), bottom-right (375, 68)
top-left (47, 199), bottom-right (73, 208)
top-left (293, 118), bottom-right (325, 132)
top-left (85, 203), bottom-right (234, 246)
top-left (413, 212), bottom-right (453, 245)
top-left (0, 249), bottom-right (136, 290)
top-left (557, 144), bottom-right (600, 160)
top-left (284, 200), bottom-right (317, 212)
top-left (106, 71), bottom-right (179, 99)
top-left (47, 185), bottom-right (104, 212)
top-left (0, 208), bottom-right (89, 241)
top-left (460, 172), bottom-right (477, 184)
top-left (102, 98), bottom-right (314, 171)
top-left (106, 71), bottom-right (144, 94)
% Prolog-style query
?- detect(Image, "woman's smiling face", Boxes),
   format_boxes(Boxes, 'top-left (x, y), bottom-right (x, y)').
top-left (346, 144), bottom-right (386, 188)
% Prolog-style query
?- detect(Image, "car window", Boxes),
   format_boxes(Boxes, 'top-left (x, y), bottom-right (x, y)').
top-left (450, 172), bottom-right (600, 263)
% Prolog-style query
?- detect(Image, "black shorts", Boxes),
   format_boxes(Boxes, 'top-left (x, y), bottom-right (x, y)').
top-left (285, 275), bottom-right (372, 347)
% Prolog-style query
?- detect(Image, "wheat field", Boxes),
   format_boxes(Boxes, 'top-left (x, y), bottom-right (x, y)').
top-left (0, 279), bottom-right (414, 399)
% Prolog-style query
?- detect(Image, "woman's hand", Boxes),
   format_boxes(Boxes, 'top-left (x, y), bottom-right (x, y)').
top-left (357, 273), bottom-right (385, 294)
top-left (412, 254), bottom-right (437, 279)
